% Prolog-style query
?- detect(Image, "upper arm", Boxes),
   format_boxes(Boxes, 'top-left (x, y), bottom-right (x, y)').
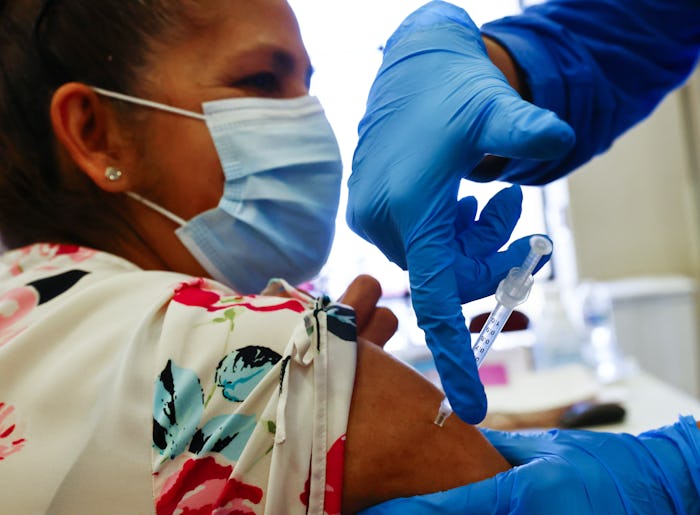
top-left (343, 339), bottom-right (511, 513)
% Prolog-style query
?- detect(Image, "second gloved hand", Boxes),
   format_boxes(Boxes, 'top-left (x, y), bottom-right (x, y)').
top-left (347, 0), bottom-right (572, 423)
top-left (359, 416), bottom-right (700, 514)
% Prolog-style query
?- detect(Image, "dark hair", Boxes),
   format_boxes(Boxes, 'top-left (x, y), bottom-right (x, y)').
top-left (0, 1), bottom-right (200, 250)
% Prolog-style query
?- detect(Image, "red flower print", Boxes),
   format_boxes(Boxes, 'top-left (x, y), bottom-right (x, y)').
top-left (53, 244), bottom-right (81, 256)
top-left (0, 403), bottom-right (26, 461)
top-left (0, 287), bottom-right (39, 347)
top-left (173, 279), bottom-right (305, 313)
top-left (155, 456), bottom-right (263, 515)
top-left (173, 279), bottom-right (223, 311)
top-left (324, 435), bottom-right (346, 514)
top-left (28, 243), bottom-right (95, 262)
top-left (300, 434), bottom-right (346, 515)
top-left (53, 244), bottom-right (96, 262)
top-left (9, 244), bottom-right (96, 275)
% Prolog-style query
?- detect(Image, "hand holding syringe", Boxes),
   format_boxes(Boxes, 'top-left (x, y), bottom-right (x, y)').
top-left (434, 235), bottom-right (553, 426)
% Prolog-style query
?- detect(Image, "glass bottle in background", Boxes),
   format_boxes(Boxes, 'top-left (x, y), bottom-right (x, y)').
top-left (531, 281), bottom-right (585, 370)
top-left (579, 282), bottom-right (629, 383)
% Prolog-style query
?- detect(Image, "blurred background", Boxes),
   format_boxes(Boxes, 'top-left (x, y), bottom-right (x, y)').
top-left (288, 0), bottom-right (700, 400)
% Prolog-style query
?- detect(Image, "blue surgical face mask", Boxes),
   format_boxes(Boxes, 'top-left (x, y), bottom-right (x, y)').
top-left (93, 88), bottom-right (343, 293)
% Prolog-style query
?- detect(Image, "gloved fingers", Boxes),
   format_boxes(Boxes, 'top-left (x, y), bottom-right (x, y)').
top-left (506, 459), bottom-right (601, 514)
top-left (454, 195), bottom-right (478, 235)
top-left (456, 184), bottom-right (522, 257)
top-left (406, 240), bottom-right (487, 423)
top-left (359, 457), bottom-right (599, 515)
top-left (479, 427), bottom-right (556, 464)
top-left (432, 341), bottom-right (486, 424)
top-left (454, 235), bottom-right (551, 303)
top-left (479, 95), bottom-right (575, 161)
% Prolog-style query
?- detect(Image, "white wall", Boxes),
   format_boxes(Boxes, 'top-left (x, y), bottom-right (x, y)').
top-left (567, 81), bottom-right (700, 281)
top-left (565, 68), bottom-right (700, 396)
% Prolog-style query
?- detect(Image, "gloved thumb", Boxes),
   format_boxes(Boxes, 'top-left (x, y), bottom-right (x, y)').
top-left (479, 95), bottom-right (575, 161)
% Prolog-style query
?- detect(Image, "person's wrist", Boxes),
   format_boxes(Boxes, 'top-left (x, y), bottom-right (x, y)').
top-left (482, 36), bottom-right (530, 101)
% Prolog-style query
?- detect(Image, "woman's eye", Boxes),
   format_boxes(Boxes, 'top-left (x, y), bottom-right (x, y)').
top-left (235, 72), bottom-right (280, 93)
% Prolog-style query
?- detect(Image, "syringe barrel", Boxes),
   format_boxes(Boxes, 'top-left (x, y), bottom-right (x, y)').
top-left (472, 302), bottom-right (512, 368)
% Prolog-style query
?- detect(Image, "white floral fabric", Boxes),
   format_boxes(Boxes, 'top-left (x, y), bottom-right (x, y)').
top-left (0, 244), bottom-right (356, 514)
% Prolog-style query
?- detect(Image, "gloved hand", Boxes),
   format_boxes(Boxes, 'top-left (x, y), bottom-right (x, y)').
top-left (358, 416), bottom-right (700, 515)
top-left (347, 0), bottom-right (573, 423)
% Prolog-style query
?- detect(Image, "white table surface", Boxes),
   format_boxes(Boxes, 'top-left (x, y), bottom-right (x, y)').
top-left (406, 346), bottom-right (700, 434)
top-left (593, 369), bottom-right (700, 433)
top-left (474, 362), bottom-right (700, 433)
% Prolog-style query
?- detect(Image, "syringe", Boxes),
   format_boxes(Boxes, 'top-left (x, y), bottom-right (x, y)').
top-left (471, 235), bottom-right (553, 367)
top-left (433, 235), bottom-right (553, 426)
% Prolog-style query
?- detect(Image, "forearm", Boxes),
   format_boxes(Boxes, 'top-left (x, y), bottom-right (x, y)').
top-left (481, 0), bottom-right (700, 184)
top-left (483, 36), bottom-right (525, 97)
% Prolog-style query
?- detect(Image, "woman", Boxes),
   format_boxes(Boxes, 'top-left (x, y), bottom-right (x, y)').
top-left (6, 2), bottom-right (698, 513)
top-left (0, 1), bottom-right (514, 513)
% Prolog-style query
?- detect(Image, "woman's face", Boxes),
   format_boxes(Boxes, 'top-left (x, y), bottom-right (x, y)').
top-left (127, 0), bottom-right (312, 220)
top-left (99, 0), bottom-right (314, 274)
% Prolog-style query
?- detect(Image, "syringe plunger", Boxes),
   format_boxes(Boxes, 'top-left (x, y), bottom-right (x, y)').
top-left (521, 235), bottom-right (553, 278)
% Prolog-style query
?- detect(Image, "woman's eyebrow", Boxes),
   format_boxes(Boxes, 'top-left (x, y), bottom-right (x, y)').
top-left (272, 50), bottom-right (314, 86)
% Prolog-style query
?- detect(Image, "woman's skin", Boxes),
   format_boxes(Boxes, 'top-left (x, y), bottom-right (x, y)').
top-left (48, 0), bottom-right (511, 512)
top-left (340, 276), bottom-right (511, 513)
top-left (484, 37), bottom-right (524, 94)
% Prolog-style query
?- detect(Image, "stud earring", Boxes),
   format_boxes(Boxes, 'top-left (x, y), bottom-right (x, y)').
top-left (105, 166), bottom-right (123, 182)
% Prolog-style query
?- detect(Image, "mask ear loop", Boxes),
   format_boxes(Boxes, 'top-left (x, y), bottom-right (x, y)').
top-left (91, 87), bottom-right (204, 228)
top-left (126, 192), bottom-right (188, 227)
top-left (91, 87), bottom-right (206, 121)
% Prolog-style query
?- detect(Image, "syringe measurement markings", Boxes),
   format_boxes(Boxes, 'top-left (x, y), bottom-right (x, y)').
top-left (473, 319), bottom-right (499, 363)
top-left (434, 236), bottom-right (553, 427)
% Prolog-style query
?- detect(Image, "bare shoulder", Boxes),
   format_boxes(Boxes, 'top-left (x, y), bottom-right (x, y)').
top-left (343, 339), bottom-right (511, 513)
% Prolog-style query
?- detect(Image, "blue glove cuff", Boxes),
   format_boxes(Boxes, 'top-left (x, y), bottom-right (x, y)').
top-left (637, 415), bottom-right (700, 514)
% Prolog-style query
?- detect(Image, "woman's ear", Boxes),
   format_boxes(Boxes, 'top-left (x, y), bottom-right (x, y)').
top-left (50, 82), bottom-right (133, 193)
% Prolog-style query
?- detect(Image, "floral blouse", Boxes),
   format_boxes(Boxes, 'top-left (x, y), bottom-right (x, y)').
top-left (0, 244), bottom-right (357, 514)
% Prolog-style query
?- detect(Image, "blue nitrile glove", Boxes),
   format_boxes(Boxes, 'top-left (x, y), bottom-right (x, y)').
top-left (358, 416), bottom-right (700, 515)
top-left (346, 0), bottom-right (573, 423)
top-left (451, 184), bottom-right (548, 302)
